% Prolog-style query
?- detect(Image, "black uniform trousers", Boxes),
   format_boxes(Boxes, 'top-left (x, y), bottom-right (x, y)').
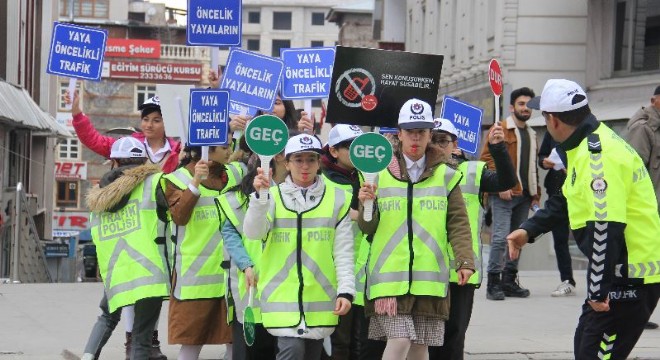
top-left (428, 283), bottom-right (476, 360)
top-left (574, 283), bottom-right (660, 359)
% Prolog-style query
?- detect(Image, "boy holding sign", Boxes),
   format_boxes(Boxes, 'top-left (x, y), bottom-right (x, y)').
top-left (357, 99), bottom-right (475, 360)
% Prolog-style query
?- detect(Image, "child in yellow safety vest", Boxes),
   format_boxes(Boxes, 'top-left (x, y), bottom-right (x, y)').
top-left (243, 134), bottom-right (355, 360)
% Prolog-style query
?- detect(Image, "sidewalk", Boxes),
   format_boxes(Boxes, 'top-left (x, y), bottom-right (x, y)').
top-left (0, 270), bottom-right (658, 359)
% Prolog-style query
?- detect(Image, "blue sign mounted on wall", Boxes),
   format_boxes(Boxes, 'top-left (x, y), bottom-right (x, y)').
top-left (188, 89), bottom-right (230, 146)
top-left (280, 47), bottom-right (335, 100)
top-left (440, 96), bottom-right (484, 155)
top-left (220, 48), bottom-right (284, 114)
top-left (187, 0), bottom-right (242, 46)
top-left (47, 23), bottom-right (107, 81)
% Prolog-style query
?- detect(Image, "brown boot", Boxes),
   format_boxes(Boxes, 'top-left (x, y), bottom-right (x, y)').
top-left (149, 330), bottom-right (168, 360)
top-left (124, 332), bottom-right (132, 360)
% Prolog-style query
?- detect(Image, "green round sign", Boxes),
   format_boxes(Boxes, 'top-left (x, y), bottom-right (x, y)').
top-left (245, 115), bottom-right (289, 156)
top-left (349, 133), bottom-right (393, 173)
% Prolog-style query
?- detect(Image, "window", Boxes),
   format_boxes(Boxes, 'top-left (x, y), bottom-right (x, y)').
top-left (58, 139), bottom-right (81, 160)
top-left (56, 181), bottom-right (79, 208)
top-left (59, 0), bottom-right (109, 18)
top-left (614, 0), bottom-right (660, 73)
top-left (273, 12), bottom-right (292, 30)
top-left (59, 80), bottom-right (82, 110)
top-left (312, 12), bottom-right (325, 26)
top-left (311, 40), bottom-right (324, 47)
top-left (272, 40), bottom-right (291, 57)
top-left (6, 130), bottom-right (29, 187)
top-left (135, 84), bottom-right (157, 112)
top-left (248, 11), bottom-right (260, 24)
top-left (246, 39), bottom-right (260, 51)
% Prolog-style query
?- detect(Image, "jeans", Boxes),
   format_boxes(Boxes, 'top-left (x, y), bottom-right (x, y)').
top-left (487, 194), bottom-right (532, 274)
top-left (546, 188), bottom-right (574, 284)
top-left (83, 292), bottom-right (121, 358)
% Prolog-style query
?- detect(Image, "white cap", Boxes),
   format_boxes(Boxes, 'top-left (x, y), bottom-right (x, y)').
top-left (526, 79), bottom-right (588, 112)
top-left (110, 137), bottom-right (147, 159)
top-left (285, 134), bottom-right (323, 157)
top-left (138, 95), bottom-right (160, 110)
top-left (328, 124), bottom-right (363, 147)
top-left (433, 118), bottom-right (458, 139)
top-left (397, 98), bottom-right (434, 129)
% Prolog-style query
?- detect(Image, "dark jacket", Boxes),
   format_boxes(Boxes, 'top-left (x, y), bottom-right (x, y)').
top-left (320, 147), bottom-right (360, 210)
top-left (538, 132), bottom-right (567, 195)
top-left (474, 141), bottom-right (517, 195)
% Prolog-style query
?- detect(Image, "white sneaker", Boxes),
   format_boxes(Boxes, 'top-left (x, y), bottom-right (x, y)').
top-left (551, 280), bottom-right (576, 297)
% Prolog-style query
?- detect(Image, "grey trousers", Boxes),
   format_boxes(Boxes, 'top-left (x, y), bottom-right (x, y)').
top-left (83, 292), bottom-right (121, 357)
top-left (487, 195), bottom-right (532, 274)
top-left (276, 337), bottom-right (324, 360)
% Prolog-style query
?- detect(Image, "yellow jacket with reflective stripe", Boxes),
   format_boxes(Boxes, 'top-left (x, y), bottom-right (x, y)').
top-left (216, 190), bottom-right (264, 323)
top-left (163, 163), bottom-right (243, 300)
top-left (367, 165), bottom-right (460, 299)
top-left (562, 122), bottom-right (660, 298)
top-left (451, 161), bottom-right (485, 285)
top-left (321, 173), bottom-right (369, 306)
top-left (259, 185), bottom-right (351, 328)
top-left (92, 173), bottom-right (170, 313)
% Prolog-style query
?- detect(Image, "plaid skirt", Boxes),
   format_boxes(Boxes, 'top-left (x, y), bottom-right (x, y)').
top-left (368, 314), bottom-right (445, 346)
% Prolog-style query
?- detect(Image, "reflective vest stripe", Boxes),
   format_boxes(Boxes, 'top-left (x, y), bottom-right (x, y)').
top-left (629, 261), bottom-right (660, 277)
top-left (452, 161), bottom-right (484, 285)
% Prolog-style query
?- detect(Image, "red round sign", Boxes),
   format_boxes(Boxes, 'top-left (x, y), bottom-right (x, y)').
top-left (488, 59), bottom-right (503, 96)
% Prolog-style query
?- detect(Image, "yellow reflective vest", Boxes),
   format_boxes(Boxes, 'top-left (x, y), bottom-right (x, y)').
top-left (216, 190), bottom-right (264, 324)
top-left (91, 173), bottom-right (170, 313)
top-left (162, 162), bottom-right (243, 300)
top-left (368, 165), bottom-right (460, 300)
top-left (259, 184), bottom-right (351, 328)
top-left (451, 161), bottom-right (485, 285)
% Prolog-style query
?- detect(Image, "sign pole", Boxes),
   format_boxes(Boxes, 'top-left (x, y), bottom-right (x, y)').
top-left (258, 155), bottom-right (272, 204)
top-left (211, 47), bottom-right (220, 85)
top-left (362, 172), bottom-right (376, 221)
top-left (303, 99), bottom-right (313, 134)
top-left (65, 78), bottom-right (77, 110)
top-left (494, 95), bottom-right (500, 124)
top-left (175, 95), bottom-right (188, 142)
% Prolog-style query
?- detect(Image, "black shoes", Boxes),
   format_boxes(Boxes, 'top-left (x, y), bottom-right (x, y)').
top-left (487, 272), bottom-right (505, 300)
top-left (501, 270), bottom-right (531, 298)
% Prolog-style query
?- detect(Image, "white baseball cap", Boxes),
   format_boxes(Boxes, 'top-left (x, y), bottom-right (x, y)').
top-left (433, 118), bottom-right (458, 139)
top-left (285, 134), bottom-right (323, 157)
top-left (526, 79), bottom-right (588, 113)
top-left (328, 124), bottom-right (363, 147)
top-left (398, 98), bottom-right (434, 129)
top-left (110, 137), bottom-right (147, 159)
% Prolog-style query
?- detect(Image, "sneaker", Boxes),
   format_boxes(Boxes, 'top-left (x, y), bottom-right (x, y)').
top-left (551, 280), bottom-right (576, 297)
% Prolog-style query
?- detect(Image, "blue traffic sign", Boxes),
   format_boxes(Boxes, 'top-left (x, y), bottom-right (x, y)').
top-left (47, 23), bottom-right (107, 81)
top-left (220, 48), bottom-right (284, 114)
top-left (187, 0), bottom-right (241, 46)
top-left (280, 47), bottom-right (335, 99)
top-left (440, 96), bottom-right (484, 155)
top-left (188, 89), bottom-right (230, 146)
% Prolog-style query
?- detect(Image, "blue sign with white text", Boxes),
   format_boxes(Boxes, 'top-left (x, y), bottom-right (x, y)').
top-left (220, 48), bottom-right (284, 114)
top-left (280, 47), bottom-right (335, 99)
top-left (187, 0), bottom-right (241, 46)
top-left (47, 23), bottom-right (107, 81)
top-left (440, 96), bottom-right (484, 154)
top-left (188, 89), bottom-right (230, 146)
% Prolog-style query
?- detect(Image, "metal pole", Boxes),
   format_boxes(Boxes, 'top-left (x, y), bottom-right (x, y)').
top-left (11, 182), bottom-right (22, 283)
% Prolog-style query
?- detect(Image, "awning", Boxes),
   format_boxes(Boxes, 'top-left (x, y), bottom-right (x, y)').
top-left (528, 98), bottom-right (645, 127)
top-left (0, 80), bottom-right (71, 137)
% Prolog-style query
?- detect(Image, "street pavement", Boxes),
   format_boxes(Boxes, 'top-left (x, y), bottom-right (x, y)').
top-left (0, 270), bottom-right (659, 359)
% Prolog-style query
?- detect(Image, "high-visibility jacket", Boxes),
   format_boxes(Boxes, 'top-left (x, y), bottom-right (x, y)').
top-left (563, 123), bottom-right (660, 293)
top-left (91, 173), bottom-right (170, 313)
top-left (321, 173), bottom-right (369, 306)
top-left (259, 185), bottom-right (351, 328)
top-left (216, 190), bottom-right (264, 323)
top-left (367, 165), bottom-right (460, 300)
top-left (450, 161), bottom-right (485, 285)
top-left (162, 162), bottom-right (244, 300)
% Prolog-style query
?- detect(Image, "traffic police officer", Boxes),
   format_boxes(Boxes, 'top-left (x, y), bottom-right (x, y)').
top-left (508, 79), bottom-right (660, 359)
